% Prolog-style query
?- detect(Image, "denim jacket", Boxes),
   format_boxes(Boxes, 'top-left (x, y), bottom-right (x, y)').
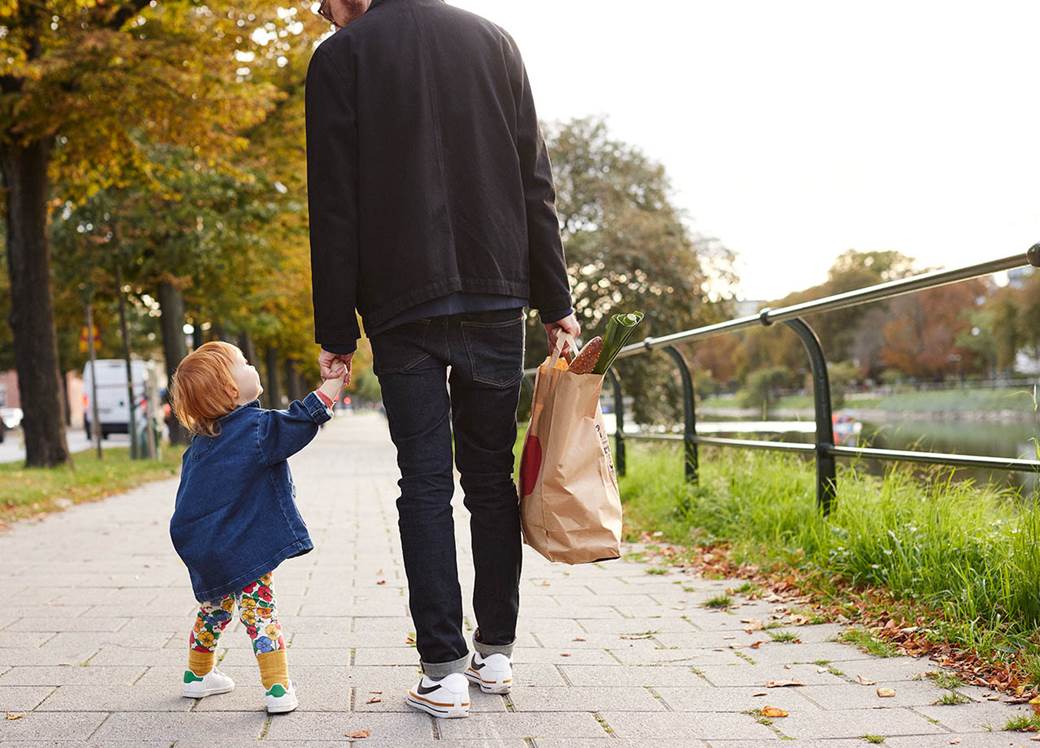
top-left (170, 392), bottom-right (332, 602)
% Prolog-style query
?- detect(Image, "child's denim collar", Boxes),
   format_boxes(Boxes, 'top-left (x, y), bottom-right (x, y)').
top-left (220, 400), bottom-right (261, 421)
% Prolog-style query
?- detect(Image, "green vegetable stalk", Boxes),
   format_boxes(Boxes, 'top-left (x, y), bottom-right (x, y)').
top-left (592, 311), bottom-right (645, 374)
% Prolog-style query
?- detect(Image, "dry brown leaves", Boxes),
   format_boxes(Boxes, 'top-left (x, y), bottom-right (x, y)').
top-left (346, 729), bottom-right (370, 740)
top-left (761, 706), bottom-right (789, 718)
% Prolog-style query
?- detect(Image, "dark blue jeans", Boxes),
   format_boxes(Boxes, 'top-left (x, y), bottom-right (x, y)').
top-left (370, 308), bottom-right (525, 677)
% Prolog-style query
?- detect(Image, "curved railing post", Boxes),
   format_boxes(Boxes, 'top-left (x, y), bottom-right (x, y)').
top-left (606, 369), bottom-right (626, 477)
top-left (777, 317), bottom-right (837, 515)
top-left (663, 345), bottom-right (698, 484)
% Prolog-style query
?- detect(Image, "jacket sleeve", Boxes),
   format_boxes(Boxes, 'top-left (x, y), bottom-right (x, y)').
top-left (505, 36), bottom-right (573, 317)
top-left (257, 392), bottom-right (333, 466)
top-left (306, 42), bottom-right (362, 349)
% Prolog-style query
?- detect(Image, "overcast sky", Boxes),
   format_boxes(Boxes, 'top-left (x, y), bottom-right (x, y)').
top-left (451, 0), bottom-right (1040, 300)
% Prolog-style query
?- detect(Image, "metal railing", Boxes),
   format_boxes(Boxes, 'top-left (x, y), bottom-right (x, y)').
top-left (529, 244), bottom-right (1040, 515)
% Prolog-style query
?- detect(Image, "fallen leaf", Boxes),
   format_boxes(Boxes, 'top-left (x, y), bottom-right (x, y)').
top-left (560, 653), bottom-right (571, 657)
top-left (765, 680), bottom-right (804, 688)
top-left (405, 634), bottom-right (416, 646)
top-left (877, 688), bottom-right (897, 698)
top-left (855, 675), bottom-right (877, 686)
top-left (346, 729), bottom-right (370, 740)
top-left (5, 713), bottom-right (24, 720)
top-left (761, 706), bottom-right (789, 718)
top-left (365, 696), bottom-right (381, 704)
top-left (751, 690), bottom-right (768, 697)
top-left (573, 637), bottom-right (586, 642)
top-left (817, 667), bottom-right (829, 674)
top-left (750, 640), bottom-right (764, 649)
top-left (376, 579), bottom-right (386, 585)
top-left (948, 738), bottom-right (961, 745)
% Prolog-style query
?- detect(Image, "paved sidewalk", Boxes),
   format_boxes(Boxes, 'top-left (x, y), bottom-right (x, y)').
top-left (0, 413), bottom-right (1035, 746)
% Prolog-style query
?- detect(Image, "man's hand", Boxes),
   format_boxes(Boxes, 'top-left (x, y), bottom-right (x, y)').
top-left (319, 349), bottom-right (354, 385)
top-left (543, 313), bottom-right (581, 357)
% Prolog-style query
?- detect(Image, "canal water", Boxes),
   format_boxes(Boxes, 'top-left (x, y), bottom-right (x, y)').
top-left (693, 413), bottom-right (1040, 495)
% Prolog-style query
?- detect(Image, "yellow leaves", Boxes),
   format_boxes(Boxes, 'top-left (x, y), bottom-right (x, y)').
top-left (761, 706), bottom-right (789, 718)
top-left (876, 688), bottom-right (897, 698)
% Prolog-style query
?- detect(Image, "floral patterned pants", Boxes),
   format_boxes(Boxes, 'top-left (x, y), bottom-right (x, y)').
top-left (187, 572), bottom-right (288, 689)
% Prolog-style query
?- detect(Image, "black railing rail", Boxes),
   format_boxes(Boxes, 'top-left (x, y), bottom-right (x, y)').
top-left (527, 244), bottom-right (1040, 514)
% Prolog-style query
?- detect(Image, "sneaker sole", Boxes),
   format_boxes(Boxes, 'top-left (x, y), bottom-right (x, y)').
top-left (406, 691), bottom-right (470, 719)
top-left (181, 685), bottom-right (234, 699)
top-left (464, 668), bottom-right (512, 694)
top-left (266, 695), bottom-right (299, 714)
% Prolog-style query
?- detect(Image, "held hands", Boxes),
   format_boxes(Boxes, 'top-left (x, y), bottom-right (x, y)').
top-left (544, 312), bottom-right (581, 357)
top-left (318, 375), bottom-right (346, 405)
top-left (319, 349), bottom-right (353, 386)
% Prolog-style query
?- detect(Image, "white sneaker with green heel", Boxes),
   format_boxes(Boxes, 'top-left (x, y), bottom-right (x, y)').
top-left (181, 668), bottom-right (235, 698)
top-left (265, 680), bottom-right (299, 714)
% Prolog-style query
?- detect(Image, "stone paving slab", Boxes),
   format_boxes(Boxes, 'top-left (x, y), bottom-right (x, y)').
top-left (0, 413), bottom-right (1035, 745)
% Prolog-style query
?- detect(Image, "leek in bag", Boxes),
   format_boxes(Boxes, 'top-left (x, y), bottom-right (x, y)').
top-left (592, 311), bottom-right (645, 374)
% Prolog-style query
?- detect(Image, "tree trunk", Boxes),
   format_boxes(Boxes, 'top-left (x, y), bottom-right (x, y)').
top-left (157, 281), bottom-right (188, 445)
top-left (237, 332), bottom-right (257, 365)
top-left (0, 137), bottom-right (69, 467)
top-left (264, 347), bottom-right (281, 408)
top-left (284, 360), bottom-right (302, 402)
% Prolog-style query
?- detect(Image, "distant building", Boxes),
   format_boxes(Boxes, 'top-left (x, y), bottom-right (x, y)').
top-left (0, 371), bottom-right (17, 409)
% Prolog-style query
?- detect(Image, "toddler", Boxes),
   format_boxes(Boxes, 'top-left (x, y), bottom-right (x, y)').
top-left (168, 341), bottom-right (344, 714)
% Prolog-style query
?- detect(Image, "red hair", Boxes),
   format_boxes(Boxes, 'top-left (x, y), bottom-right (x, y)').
top-left (171, 342), bottom-right (241, 437)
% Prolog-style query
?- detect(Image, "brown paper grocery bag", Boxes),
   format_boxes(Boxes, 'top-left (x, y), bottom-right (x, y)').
top-left (518, 341), bottom-right (623, 564)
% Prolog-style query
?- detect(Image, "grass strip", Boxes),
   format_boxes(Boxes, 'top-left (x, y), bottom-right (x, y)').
top-left (618, 442), bottom-right (1040, 690)
top-left (0, 446), bottom-right (183, 526)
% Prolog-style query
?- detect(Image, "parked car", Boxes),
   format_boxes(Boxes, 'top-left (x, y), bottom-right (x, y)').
top-left (0, 407), bottom-right (23, 443)
top-left (83, 359), bottom-right (149, 440)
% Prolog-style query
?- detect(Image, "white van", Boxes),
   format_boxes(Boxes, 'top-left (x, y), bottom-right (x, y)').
top-left (83, 359), bottom-right (149, 439)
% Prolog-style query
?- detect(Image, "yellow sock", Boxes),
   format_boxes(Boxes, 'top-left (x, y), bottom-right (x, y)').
top-left (188, 650), bottom-right (215, 677)
top-left (257, 649), bottom-right (289, 690)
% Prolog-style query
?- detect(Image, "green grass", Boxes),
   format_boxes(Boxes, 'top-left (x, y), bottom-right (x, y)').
top-left (927, 672), bottom-right (964, 690)
top-left (769, 630), bottom-right (799, 643)
top-left (703, 594), bottom-right (733, 610)
top-left (934, 691), bottom-right (970, 706)
top-left (0, 446), bottom-right (184, 524)
top-left (839, 628), bottom-right (900, 658)
top-left (618, 443), bottom-right (1040, 684)
top-left (861, 735), bottom-right (885, 744)
top-left (1005, 715), bottom-right (1040, 732)
top-left (732, 581), bottom-right (761, 595)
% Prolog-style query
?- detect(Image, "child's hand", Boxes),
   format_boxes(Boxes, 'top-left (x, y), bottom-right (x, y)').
top-left (318, 376), bottom-right (345, 405)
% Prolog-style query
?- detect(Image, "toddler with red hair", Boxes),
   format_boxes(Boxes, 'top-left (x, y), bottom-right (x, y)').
top-left (169, 341), bottom-right (345, 714)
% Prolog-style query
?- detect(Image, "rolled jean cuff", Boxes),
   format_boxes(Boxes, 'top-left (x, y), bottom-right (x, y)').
top-left (473, 630), bottom-right (515, 658)
top-left (421, 651), bottom-right (470, 678)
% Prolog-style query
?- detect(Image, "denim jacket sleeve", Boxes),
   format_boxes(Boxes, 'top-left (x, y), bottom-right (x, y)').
top-left (257, 392), bottom-right (333, 465)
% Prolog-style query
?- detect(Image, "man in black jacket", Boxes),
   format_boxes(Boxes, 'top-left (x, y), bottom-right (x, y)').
top-left (307, 0), bottom-right (579, 718)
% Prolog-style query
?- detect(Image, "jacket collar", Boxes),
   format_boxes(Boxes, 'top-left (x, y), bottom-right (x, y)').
top-left (221, 400), bottom-right (261, 421)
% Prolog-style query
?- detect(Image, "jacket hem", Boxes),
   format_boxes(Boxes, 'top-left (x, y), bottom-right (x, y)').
top-left (192, 537), bottom-right (314, 604)
top-left (360, 277), bottom-right (529, 335)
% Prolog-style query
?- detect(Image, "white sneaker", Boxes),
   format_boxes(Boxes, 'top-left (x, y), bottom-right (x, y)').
top-left (181, 667), bottom-right (235, 699)
top-left (265, 680), bottom-right (299, 714)
top-left (464, 652), bottom-right (513, 694)
top-left (405, 672), bottom-right (470, 718)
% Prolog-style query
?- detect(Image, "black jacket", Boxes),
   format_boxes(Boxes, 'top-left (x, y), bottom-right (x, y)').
top-left (305, 0), bottom-right (572, 349)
